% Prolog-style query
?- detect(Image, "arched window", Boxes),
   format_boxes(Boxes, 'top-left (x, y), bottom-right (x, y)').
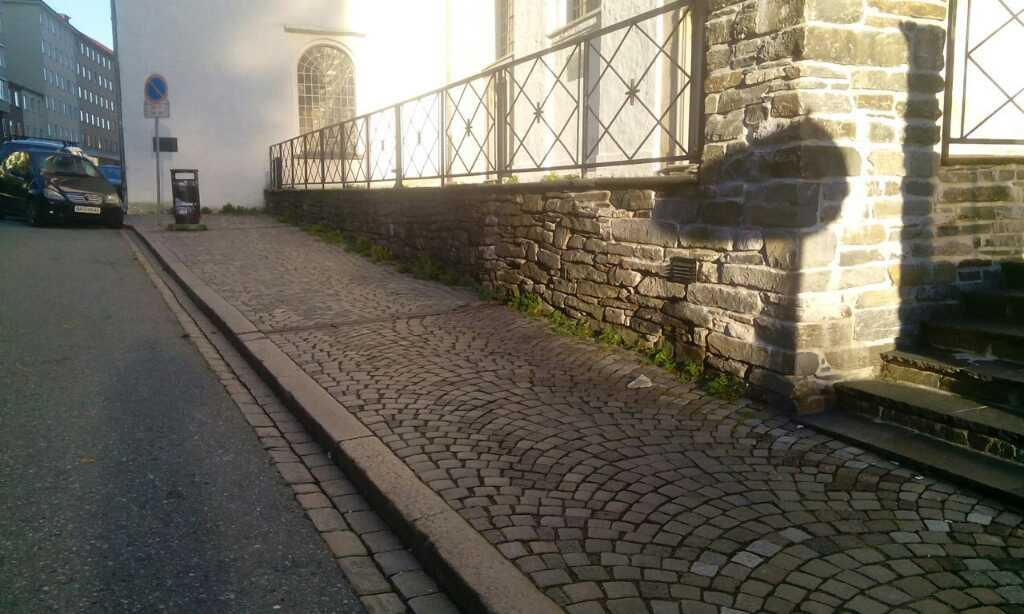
top-left (297, 45), bottom-right (355, 135)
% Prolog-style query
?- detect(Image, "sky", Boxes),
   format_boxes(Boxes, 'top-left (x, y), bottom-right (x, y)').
top-left (45, 0), bottom-right (113, 48)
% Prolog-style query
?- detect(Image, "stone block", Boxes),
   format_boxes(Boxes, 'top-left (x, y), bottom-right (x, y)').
top-left (806, 0), bottom-right (863, 23)
top-left (664, 301), bottom-right (713, 327)
top-left (610, 218), bottom-right (679, 247)
top-left (771, 91), bottom-right (852, 118)
top-left (537, 249), bottom-right (561, 270)
top-left (839, 249), bottom-right (886, 267)
top-left (564, 263), bottom-right (607, 283)
top-left (707, 332), bottom-right (820, 375)
top-left (755, 316), bottom-right (854, 350)
top-left (842, 224), bottom-right (887, 246)
top-left (839, 265), bottom-right (889, 289)
top-left (802, 26), bottom-right (908, 67)
top-left (764, 229), bottom-right (838, 270)
top-left (869, 0), bottom-right (946, 20)
top-left (678, 225), bottom-right (735, 251)
top-left (760, 145), bottom-right (863, 179)
top-left (688, 283), bottom-right (763, 314)
top-left (637, 276), bottom-right (686, 299)
top-left (857, 94), bottom-right (894, 111)
top-left (577, 280), bottom-right (620, 299)
top-left (610, 268), bottom-right (643, 287)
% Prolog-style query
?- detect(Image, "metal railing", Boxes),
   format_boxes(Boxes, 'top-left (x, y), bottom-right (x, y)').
top-left (943, 0), bottom-right (1024, 160)
top-left (269, 0), bottom-right (704, 189)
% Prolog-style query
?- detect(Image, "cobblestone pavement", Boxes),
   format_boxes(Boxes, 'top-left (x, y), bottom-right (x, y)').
top-left (150, 216), bottom-right (1024, 614)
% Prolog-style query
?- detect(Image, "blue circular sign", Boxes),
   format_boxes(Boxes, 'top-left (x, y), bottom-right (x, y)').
top-left (145, 75), bottom-right (168, 103)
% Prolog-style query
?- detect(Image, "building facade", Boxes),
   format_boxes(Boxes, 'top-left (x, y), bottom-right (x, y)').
top-left (114, 0), bottom-right (495, 208)
top-left (73, 31), bottom-right (119, 164)
top-left (0, 0), bottom-right (120, 163)
top-left (3, 0), bottom-right (80, 142)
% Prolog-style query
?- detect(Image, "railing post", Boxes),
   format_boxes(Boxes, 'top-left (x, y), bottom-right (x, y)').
top-left (580, 39), bottom-right (591, 177)
top-left (496, 70), bottom-right (508, 181)
top-left (365, 117), bottom-right (372, 189)
top-left (687, 0), bottom-right (706, 161)
top-left (438, 92), bottom-right (447, 186)
top-left (341, 123), bottom-right (348, 188)
top-left (303, 133), bottom-right (310, 189)
top-left (394, 105), bottom-right (403, 187)
top-left (319, 128), bottom-right (326, 189)
top-left (289, 138), bottom-right (296, 189)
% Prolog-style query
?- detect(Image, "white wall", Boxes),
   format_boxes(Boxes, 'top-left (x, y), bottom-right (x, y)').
top-left (115, 0), bottom-right (495, 209)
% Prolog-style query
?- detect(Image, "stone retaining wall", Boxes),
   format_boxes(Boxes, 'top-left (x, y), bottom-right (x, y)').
top-left (264, 0), bottom-right (1024, 410)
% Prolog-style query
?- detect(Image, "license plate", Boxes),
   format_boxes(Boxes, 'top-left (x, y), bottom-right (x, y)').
top-left (74, 205), bottom-right (101, 214)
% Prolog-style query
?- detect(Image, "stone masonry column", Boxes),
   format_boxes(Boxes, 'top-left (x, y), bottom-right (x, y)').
top-left (693, 0), bottom-right (949, 411)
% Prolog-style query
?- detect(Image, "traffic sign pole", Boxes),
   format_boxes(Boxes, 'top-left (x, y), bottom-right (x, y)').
top-left (155, 116), bottom-right (161, 229)
top-left (144, 74), bottom-right (170, 228)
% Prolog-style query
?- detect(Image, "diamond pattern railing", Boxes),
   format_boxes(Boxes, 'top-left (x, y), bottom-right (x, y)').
top-left (944, 0), bottom-right (1024, 159)
top-left (269, 0), bottom-right (703, 189)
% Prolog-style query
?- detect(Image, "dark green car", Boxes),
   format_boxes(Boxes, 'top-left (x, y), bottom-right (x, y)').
top-left (0, 140), bottom-right (124, 228)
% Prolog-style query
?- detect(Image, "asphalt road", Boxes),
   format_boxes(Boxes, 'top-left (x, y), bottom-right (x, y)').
top-left (0, 218), bottom-right (365, 614)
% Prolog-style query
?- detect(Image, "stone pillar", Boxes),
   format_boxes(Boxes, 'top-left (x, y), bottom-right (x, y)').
top-left (688, 0), bottom-right (952, 410)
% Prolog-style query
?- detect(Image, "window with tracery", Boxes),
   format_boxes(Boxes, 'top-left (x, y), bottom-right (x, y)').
top-left (297, 45), bottom-right (355, 135)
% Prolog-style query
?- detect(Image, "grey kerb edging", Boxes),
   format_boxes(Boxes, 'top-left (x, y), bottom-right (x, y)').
top-left (130, 225), bottom-right (563, 614)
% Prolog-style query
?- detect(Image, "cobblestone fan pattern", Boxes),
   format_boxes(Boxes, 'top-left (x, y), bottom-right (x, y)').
top-left (131, 231), bottom-right (461, 614)
top-left (158, 221), bottom-right (1024, 614)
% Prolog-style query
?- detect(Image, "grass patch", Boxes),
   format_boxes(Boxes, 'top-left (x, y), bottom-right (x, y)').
top-left (220, 203), bottom-right (263, 215)
top-left (703, 373), bottom-right (747, 401)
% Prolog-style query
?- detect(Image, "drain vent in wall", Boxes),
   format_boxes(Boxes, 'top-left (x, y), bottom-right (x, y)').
top-left (668, 257), bottom-right (698, 284)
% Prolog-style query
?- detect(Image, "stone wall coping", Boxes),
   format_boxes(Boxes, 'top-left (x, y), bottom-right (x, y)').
top-left (266, 173), bottom-right (699, 200)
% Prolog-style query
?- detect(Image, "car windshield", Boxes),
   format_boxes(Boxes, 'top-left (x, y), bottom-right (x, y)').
top-left (100, 166), bottom-right (122, 182)
top-left (39, 154), bottom-right (102, 178)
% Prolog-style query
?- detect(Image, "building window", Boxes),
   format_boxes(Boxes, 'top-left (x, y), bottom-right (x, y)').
top-left (944, 0), bottom-right (1024, 159)
top-left (495, 0), bottom-right (513, 59)
top-left (567, 0), bottom-right (600, 22)
top-left (297, 45), bottom-right (355, 135)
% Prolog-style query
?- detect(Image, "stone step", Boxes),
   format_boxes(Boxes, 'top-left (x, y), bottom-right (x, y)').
top-left (925, 319), bottom-right (1024, 364)
top-left (1003, 261), bottom-right (1024, 291)
top-left (799, 409), bottom-right (1024, 507)
top-left (835, 380), bottom-right (1024, 466)
top-left (963, 288), bottom-right (1024, 321)
top-left (881, 349), bottom-right (1024, 411)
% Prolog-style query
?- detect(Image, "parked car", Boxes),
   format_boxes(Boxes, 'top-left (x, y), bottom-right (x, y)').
top-left (99, 164), bottom-right (125, 203)
top-left (0, 138), bottom-right (124, 228)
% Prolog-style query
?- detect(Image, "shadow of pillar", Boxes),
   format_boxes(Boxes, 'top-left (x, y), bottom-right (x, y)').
top-left (677, 118), bottom-right (853, 411)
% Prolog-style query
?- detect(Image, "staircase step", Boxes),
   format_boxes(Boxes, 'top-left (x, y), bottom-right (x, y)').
top-left (881, 349), bottom-right (1024, 411)
top-left (835, 380), bottom-right (1024, 465)
top-left (1003, 261), bottom-right (1024, 291)
top-left (925, 319), bottom-right (1024, 364)
top-left (798, 410), bottom-right (1024, 507)
top-left (964, 288), bottom-right (1024, 321)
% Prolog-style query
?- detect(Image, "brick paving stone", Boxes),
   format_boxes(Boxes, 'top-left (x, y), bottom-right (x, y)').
top-left (337, 556), bottom-right (392, 596)
top-left (157, 219), bottom-right (1024, 614)
top-left (276, 462), bottom-right (314, 484)
top-left (391, 570), bottom-right (440, 600)
top-left (407, 593), bottom-right (461, 614)
top-left (361, 592), bottom-right (408, 614)
top-left (297, 492), bottom-right (333, 510)
top-left (363, 530), bottom-right (405, 554)
top-left (566, 602), bottom-right (607, 614)
top-left (308, 508), bottom-right (347, 533)
top-left (323, 531), bottom-right (368, 558)
top-left (375, 550), bottom-right (420, 577)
